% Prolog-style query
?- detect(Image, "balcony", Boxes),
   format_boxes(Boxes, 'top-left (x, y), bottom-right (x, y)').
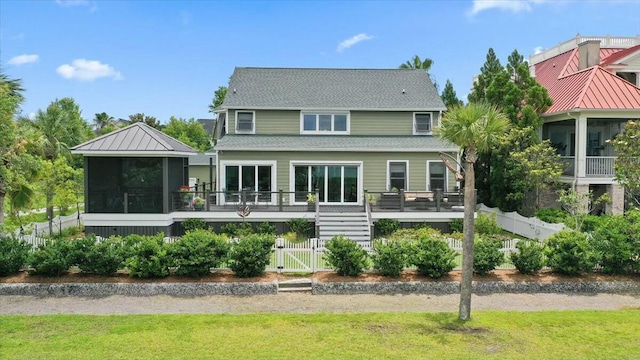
top-left (560, 156), bottom-right (616, 178)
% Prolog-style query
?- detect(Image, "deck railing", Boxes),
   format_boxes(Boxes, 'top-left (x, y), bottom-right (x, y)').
top-left (586, 156), bottom-right (615, 177)
top-left (367, 189), bottom-right (465, 213)
top-left (530, 35), bottom-right (640, 64)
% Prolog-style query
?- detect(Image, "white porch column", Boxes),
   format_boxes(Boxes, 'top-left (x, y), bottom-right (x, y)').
top-left (575, 115), bottom-right (587, 178)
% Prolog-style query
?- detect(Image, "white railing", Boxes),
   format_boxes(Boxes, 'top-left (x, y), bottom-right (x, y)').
top-left (16, 211), bottom-right (84, 237)
top-left (478, 204), bottom-right (565, 240)
top-left (530, 35), bottom-right (640, 64)
top-left (586, 156), bottom-right (615, 177)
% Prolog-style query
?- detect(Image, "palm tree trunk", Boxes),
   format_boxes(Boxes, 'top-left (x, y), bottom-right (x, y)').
top-left (46, 193), bottom-right (54, 237)
top-left (459, 156), bottom-right (476, 321)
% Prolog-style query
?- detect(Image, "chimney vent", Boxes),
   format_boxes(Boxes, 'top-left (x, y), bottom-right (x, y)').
top-left (578, 40), bottom-right (601, 70)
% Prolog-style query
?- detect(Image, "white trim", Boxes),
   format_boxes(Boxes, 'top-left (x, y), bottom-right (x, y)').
top-left (219, 160), bottom-right (277, 204)
top-left (386, 160), bottom-right (409, 191)
top-left (426, 160), bottom-right (448, 191)
top-left (83, 213), bottom-right (174, 227)
top-left (235, 110), bottom-right (255, 134)
top-left (220, 106), bottom-right (447, 112)
top-left (299, 111), bottom-right (351, 135)
top-left (413, 112), bottom-right (434, 135)
top-left (71, 151), bottom-right (196, 157)
top-left (215, 146), bottom-right (459, 152)
top-left (289, 161), bottom-right (364, 205)
top-left (225, 110), bottom-right (229, 135)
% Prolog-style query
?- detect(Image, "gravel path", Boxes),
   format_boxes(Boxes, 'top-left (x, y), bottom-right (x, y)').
top-left (2, 293), bottom-right (639, 315)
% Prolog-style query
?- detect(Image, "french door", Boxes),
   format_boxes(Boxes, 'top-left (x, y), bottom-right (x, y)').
top-left (293, 164), bottom-right (359, 204)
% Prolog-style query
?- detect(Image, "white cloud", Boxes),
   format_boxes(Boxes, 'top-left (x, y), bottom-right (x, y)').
top-left (55, 0), bottom-right (97, 12)
top-left (336, 33), bottom-right (374, 53)
top-left (533, 46), bottom-right (544, 55)
top-left (8, 54), bottom-right (39, 66)
top-left (468, 0), bottom-right (548, 16)
top-left (56, 59), bottom-right (123, 81)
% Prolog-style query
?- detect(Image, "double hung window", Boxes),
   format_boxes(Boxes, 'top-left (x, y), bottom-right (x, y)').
top-left (301, 113), bottom-right (349, 134)
top-left (413, 113), bottom-right (432, 134)
top-left (236, 111), bottom-right (254, 133)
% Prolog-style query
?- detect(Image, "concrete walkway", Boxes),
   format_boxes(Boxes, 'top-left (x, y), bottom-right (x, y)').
top-left (2, 293), bottom-right (639, 315)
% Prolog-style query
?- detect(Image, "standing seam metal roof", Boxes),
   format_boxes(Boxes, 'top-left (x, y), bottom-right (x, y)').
top-left (220, 68), bottom-right (446, 110)
top-left (71, 122), bottom-right (197, 153)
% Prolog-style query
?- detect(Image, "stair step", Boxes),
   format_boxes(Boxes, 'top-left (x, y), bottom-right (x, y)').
top-left (278, 279), bottom-right (313, 292)
top-left (278, 287), bottom-right (312, 292)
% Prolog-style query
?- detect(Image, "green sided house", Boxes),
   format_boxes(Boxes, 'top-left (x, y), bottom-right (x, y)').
top-left (72, 68), bottom-right (468, 240)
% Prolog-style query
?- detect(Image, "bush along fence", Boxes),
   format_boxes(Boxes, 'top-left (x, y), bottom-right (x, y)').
top-left (478, 204), bottom-right (565, 240)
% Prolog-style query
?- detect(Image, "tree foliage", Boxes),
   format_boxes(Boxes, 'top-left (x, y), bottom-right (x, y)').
top-left (208, 86), bottom-right (228, 113)
top-left (609, 120), bottom-right (640, 208)
top-left (399, 55), bottom-right (437, 90)
top-left (440, 79), bottom-right (463, 109)
top-left (129, 113), bottom-right (161, 129)
top-left (162, 117), bottom-right (211, 152)
top-left (93, 112), bottom-right (115, 135)
top-left (468, 48), bottom-right (553, 212)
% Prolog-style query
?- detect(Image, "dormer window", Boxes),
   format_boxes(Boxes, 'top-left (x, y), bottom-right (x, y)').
top-left (236, 111), bottom-right (255, 134)
top-left (301, 112), bottom-right (349, 134)
top-left (413, 112), bottom-right (432, 135)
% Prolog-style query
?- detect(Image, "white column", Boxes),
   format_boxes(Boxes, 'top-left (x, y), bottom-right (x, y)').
top-left (576, 115), bottom-right (587, 178)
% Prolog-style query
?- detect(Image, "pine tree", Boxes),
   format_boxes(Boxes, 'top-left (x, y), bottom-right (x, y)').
top-left (441, 80), bottom-right (463, 109)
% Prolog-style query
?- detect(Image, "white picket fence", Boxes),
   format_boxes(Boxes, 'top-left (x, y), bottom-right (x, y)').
top-left (14, 235), bottom-right (521, 273)
top-left (478, 204), bottom-right (565, 240)
top-left (18, 211), bottom-right (84, 237)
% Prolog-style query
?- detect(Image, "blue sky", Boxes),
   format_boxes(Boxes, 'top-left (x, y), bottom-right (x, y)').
top-left (2, 0), bottom-right (640, 123)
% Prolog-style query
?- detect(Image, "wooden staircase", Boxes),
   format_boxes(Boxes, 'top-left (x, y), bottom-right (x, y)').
top-left (317, 211), bottom-right (371, 242)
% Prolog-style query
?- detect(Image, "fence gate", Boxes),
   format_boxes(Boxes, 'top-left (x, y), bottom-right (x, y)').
top-left (271, 238), bottom-right (324, 273)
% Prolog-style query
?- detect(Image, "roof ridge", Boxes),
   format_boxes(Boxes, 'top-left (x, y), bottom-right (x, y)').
top-left (557, 63), bottom-right (594, 80)
top-left (575, 67), bottom-right (600, 109)
top-left (558, 48), bottom-right (578, 79)
top-left (70, 121), bottom-right (139, 149)
top-left (132, 123), bottom-right (173, 151)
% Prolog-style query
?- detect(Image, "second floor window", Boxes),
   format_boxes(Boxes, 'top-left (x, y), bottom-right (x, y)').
top-left (301, 113), bottom-right (349, 134)
top-left (236, 111), bottom-right (254, 133)
top-left (414, 113), bottom-right (432, 135)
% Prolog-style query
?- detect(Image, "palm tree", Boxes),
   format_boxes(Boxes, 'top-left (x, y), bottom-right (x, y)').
top-left (93, 112), bottom-right (115, 134)
top-left (399, 55), bottom-right (433, 72)
top-left (438, 102), bottom-right (510, 321)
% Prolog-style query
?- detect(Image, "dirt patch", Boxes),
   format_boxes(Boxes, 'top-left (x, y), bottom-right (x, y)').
top-left (1, 269), bottom-right (638, 284)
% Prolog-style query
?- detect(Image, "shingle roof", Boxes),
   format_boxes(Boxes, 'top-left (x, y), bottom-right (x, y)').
top-left (189, 153), bottom-right (216, 165)
top-left (71, 122), bottom-right (197, 156)
top-left (215, 135), bottom-right (457, 152)
top-left (220, 68), bottom-right (446, 111)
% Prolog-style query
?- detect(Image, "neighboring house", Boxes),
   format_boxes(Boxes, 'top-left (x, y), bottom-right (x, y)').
top-left (188, 152), bottom-right (216, 190)
top-left (531, 35), bottom-right (640, 213)
top-left (197, 118), bottom-right (217, 138)
top-left (72, 68), bottom-right (466, 239)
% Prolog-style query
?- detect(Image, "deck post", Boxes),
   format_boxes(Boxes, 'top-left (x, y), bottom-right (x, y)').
top-left (279, 189), bottom-right (283, 212)
top-left (435, 188), bottom-right (442, 212)
top-left (399, 189), bottom-right (405, 212)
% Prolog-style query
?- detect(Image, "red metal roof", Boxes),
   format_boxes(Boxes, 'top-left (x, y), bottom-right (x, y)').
top-left (534, 46), bottom-right (640, 114)
top-left (600, 44), bottom-right (640, 66)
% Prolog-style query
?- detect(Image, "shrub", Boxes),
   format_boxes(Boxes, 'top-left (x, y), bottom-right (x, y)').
top-left (386, 227), bottom-right (442, 243)
top-left (449, 219), bottom-right (463, 233)
top-left (374, 218), bottom-right (400, 237)
top-left (324, 235), bottom-right (369, 276)
top-left (228, 234), bottom-right (275, 277)
top-left (473, 236), bottom-right (504, 275)
top-left (256, 221), bottom-right (277, 235)
top-left (475, 213), bottom-right (501, 235)
top-left (545, 230), bottom-right (595, 275)
top-left (411, 235), bottom-right (456, 278)
top-left (27, 240), bottom-right (70, 276)
top-left (371, 240), bottom-right (408, 277)
top-left (125, 235), bottom-right (172, 278)
top-left (182, 218), bottom-right (208, 232)
top-left (590, 215), bottom-right (638, 274)
top-left (221, 222), bottom-right (253, 237)
top-left (0, 237), bottom-right (31, 276)
top-left (535, 207), bottom-right (569, 224)
top-left (287, 218), bottom-right (312, 239)
top-left (580, 215), bottom-right (606, 233)
top-left (78, 236), bottom-right (125, 276)
top-left (66, 236), bottom-right (96, 267)
top-left (172, 229), bottom-right (229, 277)
top-left (510, 239), bottom-right (545, 275)
top-left (121, 234), bottom-right (146, 261)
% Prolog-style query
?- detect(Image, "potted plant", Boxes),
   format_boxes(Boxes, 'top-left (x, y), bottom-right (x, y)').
top-left (179, 185), bottom-right (191, 203)
top-left (307, 193), bottom-right (317, 211)
top-left (192, 196), bottom-right (205, 211)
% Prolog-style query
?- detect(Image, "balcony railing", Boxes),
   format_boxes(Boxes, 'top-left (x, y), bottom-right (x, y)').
top-left (365, 189), bottom-right (465, 213)
top-left (586, 156), bottom-right (615, 177)
top-left (559, 156), bottom-right (616, 177)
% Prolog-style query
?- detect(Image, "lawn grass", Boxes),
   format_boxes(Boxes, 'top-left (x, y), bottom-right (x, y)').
top-left (1, 310), bottom-right (638, 359)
